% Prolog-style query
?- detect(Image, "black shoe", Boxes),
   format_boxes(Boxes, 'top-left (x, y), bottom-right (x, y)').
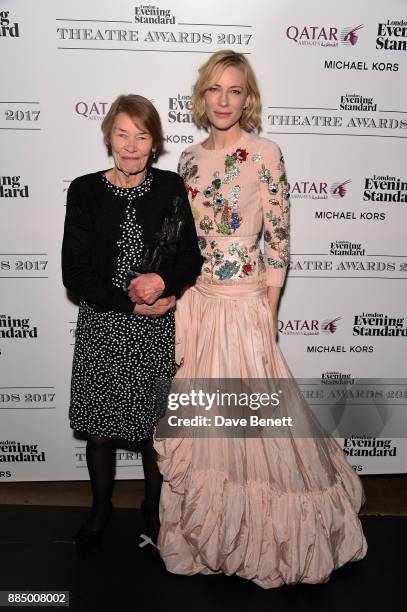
top-left (75, 503), bottom-right (113, 559)
top-left (140, 500), bottom-right (160, 545)
top-left (75, 525), bottom-right (104, 559)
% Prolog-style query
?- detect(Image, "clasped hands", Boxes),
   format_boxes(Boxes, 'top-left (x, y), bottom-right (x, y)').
top-left (128, 273), bottom-right (175, 318)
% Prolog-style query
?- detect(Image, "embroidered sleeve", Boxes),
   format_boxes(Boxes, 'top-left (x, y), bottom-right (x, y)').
top-left (258, 142), bottom-right (290, 287)
top-left (177, 149), bottom-right (200, 220)
top-left (177, 150), bottom-right (198, 189)
top-left (177, 150), bottom-right (187, 179)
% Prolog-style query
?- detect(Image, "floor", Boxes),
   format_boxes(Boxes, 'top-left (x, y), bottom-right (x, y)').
top-left (0, 475), bottom-right (406, 611)
top-left (1, 474), bottom-right (407, 515)
top-left (0, 506), bottom-right (405, 612)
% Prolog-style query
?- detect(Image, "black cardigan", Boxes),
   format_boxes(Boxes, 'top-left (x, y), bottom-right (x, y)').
top-left (62, 167), bottom-right (203, 314)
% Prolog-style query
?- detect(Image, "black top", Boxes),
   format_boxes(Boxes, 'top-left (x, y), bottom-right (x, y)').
top-left (62, 167), bottom-right (203, 314)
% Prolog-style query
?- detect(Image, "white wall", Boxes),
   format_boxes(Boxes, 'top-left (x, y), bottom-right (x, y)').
top-left (1, 0), bottom-right (406, 479)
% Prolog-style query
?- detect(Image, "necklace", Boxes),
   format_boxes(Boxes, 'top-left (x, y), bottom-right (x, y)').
top-left (113, 166), bottom-right (147, 188)
top-left (102, 169), bottom-right (153, 201)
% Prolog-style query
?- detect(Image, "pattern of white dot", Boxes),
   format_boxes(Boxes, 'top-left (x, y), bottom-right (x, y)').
top-left (69, 172), bottom-right (176, 442)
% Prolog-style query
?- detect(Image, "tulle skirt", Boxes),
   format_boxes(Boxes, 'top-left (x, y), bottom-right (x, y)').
top-left (154, 279), bottom-right (367, 588)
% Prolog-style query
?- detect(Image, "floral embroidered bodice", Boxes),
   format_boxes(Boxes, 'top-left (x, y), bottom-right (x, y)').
top-left (178, 132), bottom-right (290, 287)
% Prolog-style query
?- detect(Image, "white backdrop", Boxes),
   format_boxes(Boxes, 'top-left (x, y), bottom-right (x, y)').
top-left (1, 0), bottom-right (406, 480)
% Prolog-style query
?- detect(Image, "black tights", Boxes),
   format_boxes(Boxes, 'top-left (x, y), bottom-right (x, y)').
top-left (85, 434), bottom-right (162, 530)
top-left (85, 435), bottom-right (115, 530)
top-left (139, 436), bottom-right (162, 516)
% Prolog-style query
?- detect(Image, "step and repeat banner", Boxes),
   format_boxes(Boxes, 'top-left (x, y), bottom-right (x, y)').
top-left (1, 0), bottom-right (406, 480)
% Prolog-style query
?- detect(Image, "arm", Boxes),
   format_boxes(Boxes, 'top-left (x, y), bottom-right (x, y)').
top-left (62, 179), bottom-right (135, 315)
top-left (259, 142), bottom-right (290, 288)
top-left (258, 142), bottom-right (290, 324)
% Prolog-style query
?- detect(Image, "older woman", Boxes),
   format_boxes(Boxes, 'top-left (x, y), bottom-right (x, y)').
top-left (62, 94), bottom-right (203, 557)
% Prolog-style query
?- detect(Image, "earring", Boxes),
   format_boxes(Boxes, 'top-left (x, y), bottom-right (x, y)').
top-left (243, 106), bottom-right (247, 111)
top-left (152, 150), bottom-right (156, 160)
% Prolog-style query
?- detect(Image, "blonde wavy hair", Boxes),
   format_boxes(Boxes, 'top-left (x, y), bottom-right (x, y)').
top-left (192, 50), bottom-right (261, 132)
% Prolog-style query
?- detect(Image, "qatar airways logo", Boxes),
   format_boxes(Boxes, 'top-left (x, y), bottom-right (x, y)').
top-left (321, 317), bottom-right (342, 334)
top-left (75, 101), bottom-right (110, 120)
top-left (289, 179), bottom-right (351, 200)
top-left (286, 24), bottom-right (363, 47)
top-left (278, 317), bottom-right (342, 336)
top-left (330, 179), bottom-right (351, 199)
top-left (340, 25), bottom-right (364, 46)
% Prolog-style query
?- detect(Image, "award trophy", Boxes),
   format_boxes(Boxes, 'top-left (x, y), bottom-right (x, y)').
top-left (125, 195), bottom-right (186, 290)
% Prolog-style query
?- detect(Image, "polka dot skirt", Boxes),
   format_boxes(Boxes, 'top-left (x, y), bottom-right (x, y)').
top-left (69, 173), bottom-right (176, 442)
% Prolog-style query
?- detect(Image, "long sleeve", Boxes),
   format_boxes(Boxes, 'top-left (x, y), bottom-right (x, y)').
top-left (159, 175), bottom-right (203, 298)
top-left (258, 142), bottom-right (290, 288)
top-left (62, 179), bottom-right (135, 314)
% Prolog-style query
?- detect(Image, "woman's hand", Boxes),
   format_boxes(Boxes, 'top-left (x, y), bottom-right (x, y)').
top-left (128, 273), bottom-right (165, 305)
top-left (133, 295), bottom-right (176, 317)
top-left (267, 286), bottom-right (281, 340)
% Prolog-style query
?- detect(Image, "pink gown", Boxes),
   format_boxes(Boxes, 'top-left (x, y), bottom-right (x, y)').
top-left (154, 132), bottom-right (367, 588)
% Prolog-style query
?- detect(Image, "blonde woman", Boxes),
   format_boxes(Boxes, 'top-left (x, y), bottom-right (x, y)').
top-left (154, 51), bottom-right (367, 588)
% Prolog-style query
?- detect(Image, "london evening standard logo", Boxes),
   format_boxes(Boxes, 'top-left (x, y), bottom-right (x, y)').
top-left (376, 19), bottom-right (407, 51)
top-left (330, 241), bottom-right (365, 256)
top-left (166, 93), bottom-right (194, 145)
top-left (343, 437), bottom-right (397, 457)
top-left (285, 24), bottom-right (363, 47)
top-left (0, 440), bottom-right (46, 463)
top-left (289, 178), bottom-right (351, 200)
top-left (135, 5), bottom-right (175, 24)
top-left (0, 315), bottom-right (38, 338)
top-left (0, 10), bottom-right (20, 38)
top-left (0, 175), bottom-right (29, 198)
top-left (363, 175), bottom-right (407, 203)
top-left (321, 371), bottom-right (355, 385)
top-left (353, 312), bottom-right (407, 337)
top-left (339, 93), bottom-right (377, 112)
top-left (168, 94), bottom-right (192, 124)
top-left (278, 317), bottom-right (342, 336)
